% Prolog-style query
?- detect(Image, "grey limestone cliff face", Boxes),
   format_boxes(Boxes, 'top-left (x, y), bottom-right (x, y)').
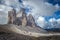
top-left (8, 9), bottom-right (16, 24)
top-left (21, 8), bottom-right (27, 27)
top-left (27, 14), bottom-right (36, 27)
top-left (13, 17), bottom-right (22, 26)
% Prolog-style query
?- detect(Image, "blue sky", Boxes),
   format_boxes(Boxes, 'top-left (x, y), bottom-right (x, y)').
top-left (0, 0), bottom-right (60, 29)
top-left (47, 0), bottom-right (60, 6)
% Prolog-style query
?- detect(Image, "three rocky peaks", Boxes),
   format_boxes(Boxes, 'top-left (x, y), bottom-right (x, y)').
top-left (8, 8), bottom-right (36, 27)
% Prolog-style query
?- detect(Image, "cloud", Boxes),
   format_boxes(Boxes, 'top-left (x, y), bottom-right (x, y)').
top-left (0, 0), bottom-right (21, 12)
top-left (56, 19), bottom-right (60, 28)
top-left (57, 19), bottom-right (60, 24)
top-left (0, 4), bottom-right (13, 13)
top-left (35, 16), bottom-right (60, 28)
top-left (49, 18), bottom-right (57, 27)
top-left (22, 0), bottom-right (57, 16)
top-left (0, 4), bottom-right (12, 24)
top-left (37, 16), bottom-right (47, 28)
top-left (0, 11), bottom-right (8, 24)
top-left (49, 18), bottom-right (56, 23)
top-left (54, 4), bottom-right (60, 9)
top-left (37, 17), bottom-right (60, 28)
top-left (48, 18), bottom-right (60, 28)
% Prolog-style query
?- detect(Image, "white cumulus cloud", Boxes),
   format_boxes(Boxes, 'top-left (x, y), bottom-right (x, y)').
top-left (37, 16), bottom-right (47, 28)
top-left (57, 19), bottom-right (60, 24)
top-left (49, 18), bottom-right (58, 28)
top-left (49, 18), bottom-right (56, 23)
